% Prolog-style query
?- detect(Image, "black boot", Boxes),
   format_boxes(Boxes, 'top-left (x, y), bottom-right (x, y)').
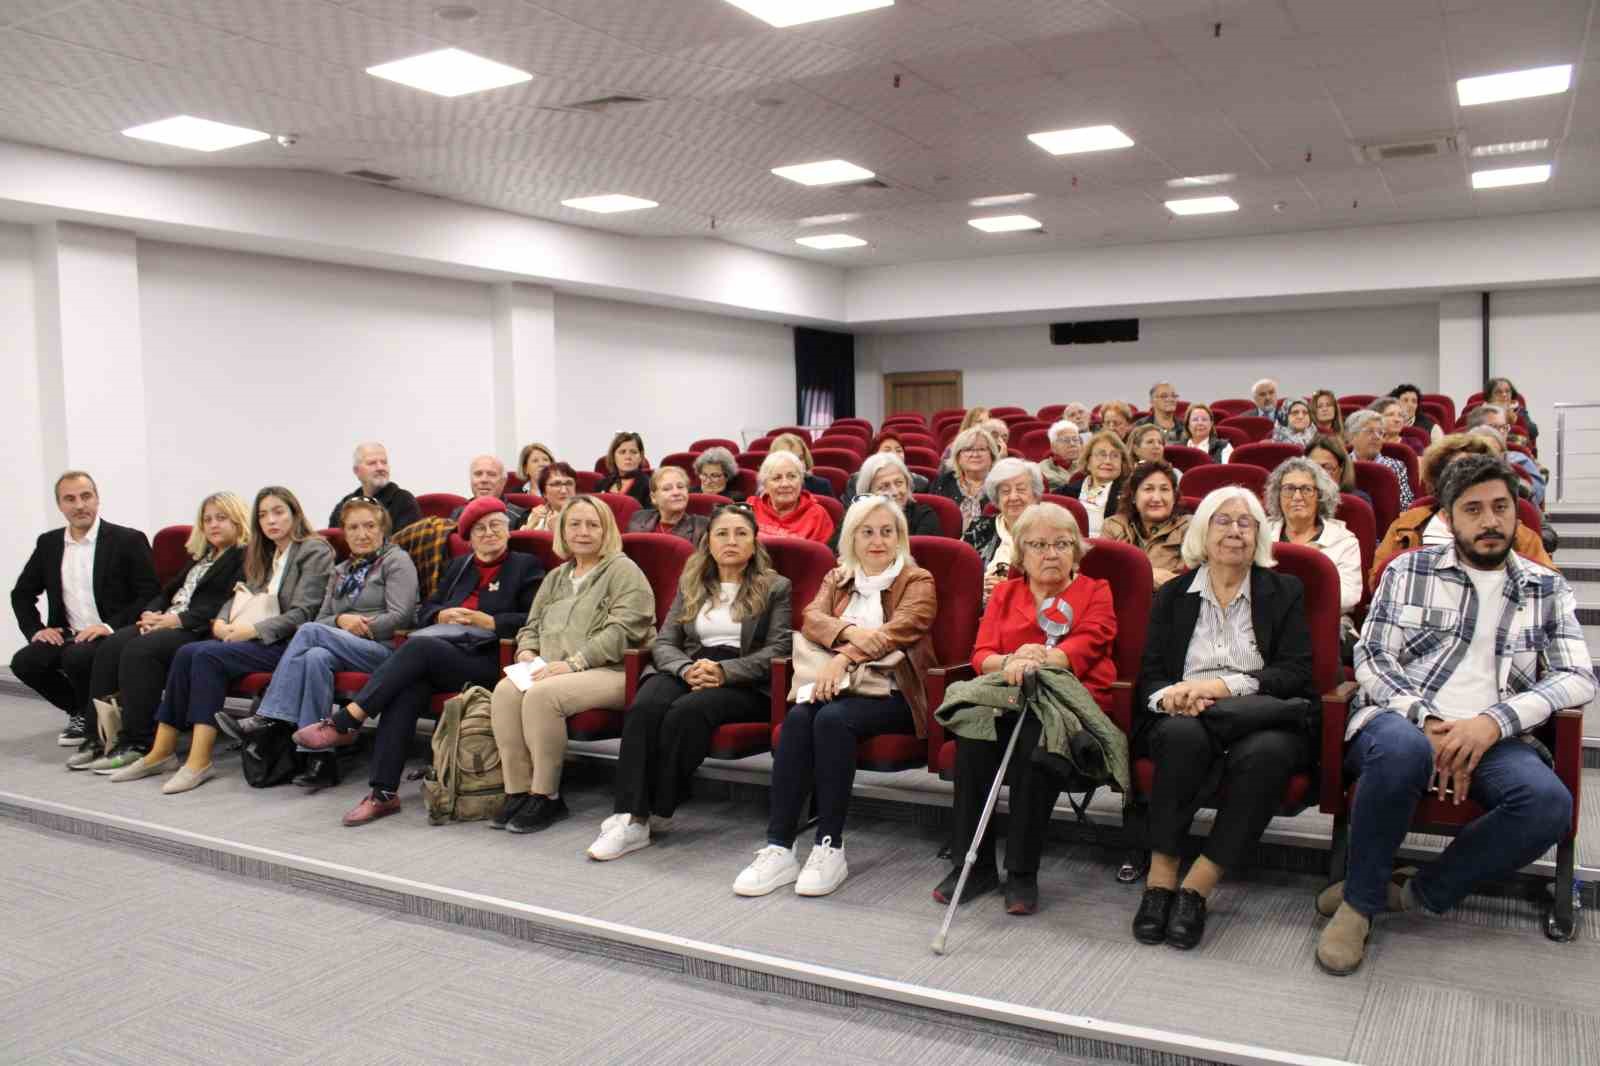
top-left (293, 751), bottom-right (340, 791)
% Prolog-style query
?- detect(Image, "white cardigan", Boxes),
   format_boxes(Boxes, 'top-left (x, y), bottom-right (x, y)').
top-left (1265, 516), bottom-right (1363, 616)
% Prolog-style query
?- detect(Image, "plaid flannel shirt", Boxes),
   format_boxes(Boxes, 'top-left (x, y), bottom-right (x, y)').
top-left (1350, 543), bottom-right (1596, 740)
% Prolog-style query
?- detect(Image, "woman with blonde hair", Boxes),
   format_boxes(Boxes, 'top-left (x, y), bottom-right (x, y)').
top-left (1063, 430), bottom-right (1131, 537)
top-left (932, 426), bottom-right (1001, 534)
top-left (517, 442), bottom-right (555, 491)
top-left (83, 491), bottom-right (250, 777)
top-left (628, 465), bottom-right (710, 544)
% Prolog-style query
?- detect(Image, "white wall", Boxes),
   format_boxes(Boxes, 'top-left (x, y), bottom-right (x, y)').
top-left (860, 304), bottom-right (1439, 415)
top-left (553, 294), bottom-right (793, 466)
top-left (138, 241), bottom-right (496, 526)
top-left (0, 222), bottom-right (46, 654)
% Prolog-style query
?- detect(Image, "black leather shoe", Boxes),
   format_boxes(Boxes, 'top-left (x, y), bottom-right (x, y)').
top-left (489, 793), bottom-right (531, 830)
top-left (215, 712), bottom-right (287, 744)
top-left (1165, 889), bottom-right (1208, 950)
top-left (1004, 872), bottom-right (1039, 916)
top-left (293, 752), bottom-right (339, 791)
top-left (507, 794), bottom-right (569, 834)
top-left (1132, 887), bottom-right (1175, 944)
top-left (932, 864), bottom-right (999, 905)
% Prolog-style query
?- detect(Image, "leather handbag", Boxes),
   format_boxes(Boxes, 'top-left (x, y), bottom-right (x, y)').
top-left (1198, 694), bottom-right (1315, 747)
top-left (406, 622), bottom-right (497, 650)
top-left (225, 582), bottom-right (278, 629)
top-left (786, 632), bottom-right (902, 702)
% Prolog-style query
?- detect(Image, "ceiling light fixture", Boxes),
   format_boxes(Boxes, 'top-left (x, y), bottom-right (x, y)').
top-left (796, 233), bottom-right (868, 249)
top-left (561, 194), bottom-right (659, 213)
top-left (1027, 124), bottom-right (1134, 155)
top-left (798, 212), bottom-right (860, 226)
top-left (968, 192), bottom-right (1035, 207)
top-left (723, 0), bottom-right (893, 28)
top-left (121, 114), bottom-right (270, 152)
top-left (1471, 163), bottom-right (1551, 189)
top-left (1165, 172), bottom-right (1235, 187)
top-left (771, 158), bottom-right (875, 185)
top-left (1456, 64), bottom-right (1572, 106)
top-left (1164, 195), bottom-right (1240, 215)
top-left (967, 215), bottom-right (1043, 233)
top-left (1469, 138), bottom-right (1551, 157)
top-left (366, 47), bottom-right (533, 97)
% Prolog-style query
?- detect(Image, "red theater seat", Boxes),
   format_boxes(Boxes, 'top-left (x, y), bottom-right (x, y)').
top-left (1018, 429), bottom-right (1051, 461)
top-left (685, 492), bottom-right (732, 516)
top-left (690, 438), bottom-right (739, 454)
top-left (811, 447), bottom-right (863, 472)
top-left (659, 451), bottom-right (701, 473)
top-left (913, 493), bottom-right (962, 538)
top-left (1217, 415), bottom-right (1274, 443)
top-left (1209, 399), bottom-right (1254, 419)
top-left (152, 525), bottom-right (192, 586)
top-left (1178, 463), bottom-right (1267, 500)
top-left (416, 493), bottom-right (467, 520)
top-left (1230, 441), bottom-right (1303, 472)
top-left (1163, 445), bottom-right (1213, 473)
top-left (1040, 494), bottom-right (1090, 536)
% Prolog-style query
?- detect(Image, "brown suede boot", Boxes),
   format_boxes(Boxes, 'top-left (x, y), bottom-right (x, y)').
top-left (1315, 866), bottom-right (1417, 918)
top-left (1316, 902), bottom-right (1372, 976)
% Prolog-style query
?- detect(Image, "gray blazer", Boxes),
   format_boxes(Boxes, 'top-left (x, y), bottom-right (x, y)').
top-left (651, 575), bottom-right (792, 695)
top-left (218, 538), bottom-right (337, 646)
top-left (314, 543), bottom-right (419, 643)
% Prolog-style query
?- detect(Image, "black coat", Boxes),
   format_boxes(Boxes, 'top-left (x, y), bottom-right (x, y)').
top-left (418, 551), bottom-right (543, 639)
top-left (597, 472), bottom-right (654, 509)
top-left (329, 482), bottom-right (421, 533)
top-left (1133, 564), bottom-right (1315, 743)
top-left (152, 546), bottom-right (247, 634)
top-left (1063, 476), bottom-right (1124, 520)
top-left (10, 520), bottom-right (159, 638)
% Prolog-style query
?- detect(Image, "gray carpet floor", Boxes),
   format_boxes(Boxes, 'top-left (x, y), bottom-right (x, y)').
top-left (3, 694), bottom-right (1599, 1066)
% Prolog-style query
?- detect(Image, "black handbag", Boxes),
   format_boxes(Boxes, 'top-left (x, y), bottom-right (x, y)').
top-left (1197, 694), bottom-right (1316, 747)
top-left (240, 728), bottom-right (301, 788)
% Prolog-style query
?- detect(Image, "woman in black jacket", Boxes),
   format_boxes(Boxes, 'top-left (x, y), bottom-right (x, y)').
top-left (831, 453), bottom-right (939, 553)
top-left (587, 504), bottom-right (792, 860)
top-left (87, 492), bottom-right (249, 777)
top-left (597, 431), bottom-right (654, 508)
top-left (295, 497), bottom-right (543, 826)
top-left (1129, 486), bottom-right (1315, 952)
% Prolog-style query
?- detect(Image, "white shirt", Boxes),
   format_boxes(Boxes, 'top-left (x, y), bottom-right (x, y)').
top-left (697, 583), bottom-right (742, 649)
top-left (1422, 513), bottom-right (1452, 547)
top-left (61, 519), bottom-right (103, 633)
top-left (1431, 564), bottom-right (1508, 720)
top-left (1148, 565), bottom-right (1264, 713)
top-left (267, 548), bottom-right (290, 597)
top-left (1078, 479), bottom-right (1112, 537)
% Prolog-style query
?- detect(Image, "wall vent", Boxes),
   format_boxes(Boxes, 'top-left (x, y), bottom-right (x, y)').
top-left (1353, 133), bottom-right (1459, 164)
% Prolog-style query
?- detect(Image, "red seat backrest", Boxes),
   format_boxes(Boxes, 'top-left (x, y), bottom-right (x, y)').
top-left (814, 493), bottom-right (845, 531)
top-left (1340, 393), bottom-right (1377, 406)
top-left (573, 470), bottom-right (604, 493)
top-left (731, 470), bottom-right (757, 498)
top-left (811, 448), bottom-right (863, 471)
top-left (1269, 543), bottom-right (1343, 695)
top-left (506, 492), bottom-right (539, 509)
top-left (989, 406), bottom-right (1028, 418)
top-left (1017, 428), bottom-right (1051, 461)
top-left (830, 418), bottom-right (873, 434)
top-left (595, 492), bottom-right (641, 528)
top-left (812, 466), bottom-right (850, 496)
top-left (912, 493), bottom-right (962, 538)
top-left (1163, 444), bottom-right (1213, 472)
top-left (1422, 394), bottom-right (1456, 425)
top-left (1353, 461), bottom-right (1401, 542)
top-left (1078, 537), bottom-right (1154, 731)
top-left (690, 438), bottom-right (739, 453)
top-left (1399, 426), bottom-right (1431, 451)
top-left (936, 423), bottom-right (961, 449)
top-left (1217, 415), bottom-right (1274, 443)
top-left (621, 532), bottom-right (694, 627)
top-left (416, 493), bottom-right (467, 520)
top-left (904, 446), bottom-right (940, 469)
top-left (1335, 493), bottom-right (1377, 604)
top-left (685, 492), bottom-right (732, 517)
top-left (659, 451), bottom-right (700, 473)
top-left (1039, 494), bottom-right (1090, 537)
top-left (1036, 403), bottom-right (1066, 422)
top-left (814, 437), bottom-right (868, 459)
top-left (932, 407), bottom-right (967, 424)
top-left (1209, 398), bottom-right (1254, 418)
top-left (1231, 441), bottom-right (1304, 473)
top-left (1179, 463), bottom-right (1267, 500)
top-left (767, 426), bottom-right (812, 443)
top-left (507, 529), bottom-right (562, 572)
top-left (1215, 425), bottom-right (1249, 448)
top-left (761, 536), bottom-right (836, 619)
top-left (152, 525), bottom-right (192, 587)
top-left (1419, 401), bottom-right (1450, 429)
top-left (1380, 442), bottom-right (1420, 495)
top-left (735, 451), bottom-right (768, 471)
top-left (748, 436), bottom-right (776, 453)
top-left (317, 529), bottom-right (351, 562)
top-left (908, 536), bottom-right (984, 667)
top-left (895, 433), bottom-right (937, 450)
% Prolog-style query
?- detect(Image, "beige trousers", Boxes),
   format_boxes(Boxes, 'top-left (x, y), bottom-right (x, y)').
top-left (489, 670), bottom-right (627, 795)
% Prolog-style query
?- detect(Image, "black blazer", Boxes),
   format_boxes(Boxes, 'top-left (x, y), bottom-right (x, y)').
top-left (827, 499), bottom-right (939, 554)
top-left (649, 576), bottom-right (793, 695)
top-left (328, 481), bottom-right (421, 533)
top-left (597, 472), bottom-right (654, 509)
top-left (152, 546), bottom-right (246, 634)
top-left (418, 551), bottom-right (543, 639)
top-left (1063, 476), bottom-right (1124, 519)
top-left (11, 521), bottom-right (159, 638)
top-left (1133, 564), bottom-right (1315, 742)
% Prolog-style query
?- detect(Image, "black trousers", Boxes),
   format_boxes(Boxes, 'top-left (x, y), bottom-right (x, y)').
top-left (10, 636), bottom-right (101, 717)
top-left (950, 711), bottom-right (1060, 875)
top-left (89, 625), bottom-right (202, 751)
top-left (613, 672), bottom-right (768, 819)
top-left (352, 636), bottom-right (499, 793)
top-left (1140, 715), bottom-right (1308, 870)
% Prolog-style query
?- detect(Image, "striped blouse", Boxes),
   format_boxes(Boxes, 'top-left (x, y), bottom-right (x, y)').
top-left (1147, 564), bottom-right (1264, 712)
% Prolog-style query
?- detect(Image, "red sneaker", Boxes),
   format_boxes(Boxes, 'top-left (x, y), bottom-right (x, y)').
top-left (293, 719), bottom-right (359, 750)
top-left (342, 791), bottom-right (401, 827)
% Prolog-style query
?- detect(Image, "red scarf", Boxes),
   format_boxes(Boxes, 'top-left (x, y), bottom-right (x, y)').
top-left (753, 491), bottom-right (834, 543)
top-left (460, 550), bottom-right (507, 612)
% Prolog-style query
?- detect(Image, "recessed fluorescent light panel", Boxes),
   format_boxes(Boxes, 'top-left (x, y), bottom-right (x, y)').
top-left (561, 194), bottom-right (659, 213)
top-left (724, 0), bottom-right (892, 28)
top-left (968, 192), bottom-right (1035, 207)
top-left (798, 212), bottom-right (860, 226)
top-left (121, 114), bottom-right (269, 152)
top-left (1456, 64), bottom-right (1571, 106)
top-left (771, 159), bottom-right (875, 186)
top-left (1469, 138), bottom-right (1551, 157)
top-left (795, 233), bottom-right (867, 249)
top-left (1027, 124), bottom-right (1134, 155)
top-left (1471, 164), bottom-right (1551, 189)
top-left (1166, 172), bottom-right (1235, 187)
top-left (366, 48), bottom-right (532, 97)
top-left (967, 215), bottom-right (1042, 233)
top-left (1164, 195), bottom-right (1240, 215)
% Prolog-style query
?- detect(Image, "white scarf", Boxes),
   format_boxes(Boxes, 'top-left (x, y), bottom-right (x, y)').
top-left (986, 516), bottom-right (1016, 578)
top-left (843, 555), bottom-right (904, 628)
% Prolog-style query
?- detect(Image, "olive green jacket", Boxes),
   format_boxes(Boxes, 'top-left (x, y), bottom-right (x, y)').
top-left (514, 553), bottom-right (656, 671)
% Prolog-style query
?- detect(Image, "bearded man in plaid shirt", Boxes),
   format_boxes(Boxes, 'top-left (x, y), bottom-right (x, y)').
top-left (1317, 455), bottom-right (1595, 975)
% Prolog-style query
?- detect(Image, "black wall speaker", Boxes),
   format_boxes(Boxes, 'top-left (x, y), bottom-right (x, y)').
top-left (1049, 319), bottom-right (1139, 344)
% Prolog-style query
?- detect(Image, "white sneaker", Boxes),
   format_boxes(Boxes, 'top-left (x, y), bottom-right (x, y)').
top-left (587, 818), bottom-right (651, 861)
top-left (795, 837), bottom-right (848, 897)
top-left (733, 844), bottom-right (800, 897)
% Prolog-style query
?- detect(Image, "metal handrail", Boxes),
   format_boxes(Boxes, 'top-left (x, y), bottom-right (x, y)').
top-left (1553, 402), bottom-right (1600, 503)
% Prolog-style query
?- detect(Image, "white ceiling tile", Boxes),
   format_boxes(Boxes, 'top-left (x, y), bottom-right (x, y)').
top-left (521, 0), bottom-right (761, 51)
top-left (21, 0), bottom-right (237, 65)
top-left (1445, 0), bottom-right (1589, 78)
top-left (900, 41), bottom-right (1051, 88)
top-left (135, 0), bottom-right (447, 69)
top-left (1331, 86), bottom-right (1456, 141)
top-left (669, 32), bottom-right (865, 80)
top-left (0, 0), bottom-right (92, 28)
top-left (0, 26), bottom-right (148, 83)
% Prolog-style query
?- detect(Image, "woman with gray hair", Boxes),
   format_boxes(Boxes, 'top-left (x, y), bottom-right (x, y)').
top-left (1263, 458), bottom-right (1362, 623)
top-left (962, 457), bottom-right (1043, 600)
top-left (1129, 485), bottom-right (1315, 952)
top-left (693, 447), bottom-right (743, 502)
top-left (1038, 420), bottom-right (1083, 491)
top-left (752, 450), bottom-right (834, 544)
top-left (1344, 409), bottom-right (1414, 508)
top-left (832, 453), bottom-right (940, 554)
top-left (933, 426), bottom-right (1001, 534)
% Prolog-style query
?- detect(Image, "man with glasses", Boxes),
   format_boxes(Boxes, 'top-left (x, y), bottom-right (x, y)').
top-left (1134, 382), bottom-right (1185, 443)
top-left (328, 441), bottom-right (422, 533)
top-left (1344, 410), bottom-right (1413, 509)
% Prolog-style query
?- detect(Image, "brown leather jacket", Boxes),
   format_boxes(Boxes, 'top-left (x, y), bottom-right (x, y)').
top-left (1370, 504), bottom-right (1553, 584)
top-left (1100, 513), bottom-right (1190, 588)
top-left (802, 563), bottom-right (938, 736)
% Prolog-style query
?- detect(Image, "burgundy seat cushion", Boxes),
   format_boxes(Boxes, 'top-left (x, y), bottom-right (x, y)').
top-left (333, 672), bottom-right (370, 696)
top-left (230, 673), bottom-right (273, 697)
top-left (568, 707), bottom-right (622, 741)
top-left (708, 722), bottom-right (770, 761)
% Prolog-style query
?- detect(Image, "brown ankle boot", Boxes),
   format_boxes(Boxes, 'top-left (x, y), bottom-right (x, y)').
top-left (1316, 902), bottom-right (1372, 976)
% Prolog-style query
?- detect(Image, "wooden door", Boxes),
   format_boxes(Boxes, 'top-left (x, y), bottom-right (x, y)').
top-left (884, 371), bottom-right (962, 418)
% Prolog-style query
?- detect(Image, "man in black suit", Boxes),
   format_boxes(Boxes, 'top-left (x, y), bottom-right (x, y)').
top-left (328, 441), bottom-right (422, 533)
top-left (10, 472), bottom-right (158, 745)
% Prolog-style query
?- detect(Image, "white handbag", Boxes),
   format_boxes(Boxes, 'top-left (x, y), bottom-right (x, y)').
top-left (225, 582), bottom-right (278, 628)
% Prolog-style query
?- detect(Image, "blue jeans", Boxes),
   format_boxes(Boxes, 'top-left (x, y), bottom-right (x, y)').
top-left (256, 623), bottom-right (392, 745)
top-left (155, 639), bottom-right (287, 729)
top-left (766, 693), bottom-right (913, 848)
top-left (1344, 713), bottom-right (1571, 916)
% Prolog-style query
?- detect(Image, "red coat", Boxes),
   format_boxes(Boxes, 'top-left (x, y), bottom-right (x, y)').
top-left (970, 574), bottom-right (1118, 707)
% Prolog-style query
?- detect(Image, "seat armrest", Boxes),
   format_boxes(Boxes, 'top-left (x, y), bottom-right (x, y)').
top-left (623, 649), bottom-right (647, 704)
top-left (1551, 707), bottom-right (1584, 841)
top-left (1319, 681), bottom-right (1358, 816)
top-left (770, 658), bottom-right (791, 728)
top-left (922, 662), bottom-right (975, 767)
top-left (498, 638), bottom-right (516, 669)
top-left (1107, 680), bottom-right (1133, 735)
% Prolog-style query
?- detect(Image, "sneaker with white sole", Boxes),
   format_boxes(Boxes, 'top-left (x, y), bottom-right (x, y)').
top-left (57, 714), bottom-right (87, 747)
top-left (795, 837), bottom-right (848, 897)
top-left (90, 747), bottom-right (145, 775)
top-left (66, 743), bottom-right (102, 770)
top-left (587, 818), bottom-right (651, 861)
top-left (108, 752), bottom-right (176, 782)
top-left (733, 844), bottom-right (800, 897)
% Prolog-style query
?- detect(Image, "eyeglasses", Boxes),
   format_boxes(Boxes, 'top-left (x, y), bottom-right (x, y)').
top-left (471, 520), bottom-right (510, 535)
top-left (545, 479), bottom-right (576, 490)
top-left (1210, 515), bottom-right (1257, 531)
top-left (1089, 449), bottom-right (1122, 461)
top-left (1022, 538), bottom-right (1076, 555)
top-left (1279, 484), bottom-right (1319, 498)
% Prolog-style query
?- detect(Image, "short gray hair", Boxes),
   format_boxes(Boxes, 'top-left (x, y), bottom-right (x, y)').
top-left (1007, 501), bottom-right (1087, 572)
top-left (1367, 396), bottom-right (1401, 415)
top-left (1252, 378), bottom-right (1278, 393)
top-left (947, 426), bottom-right (1001, 469)
top-left (1181, 486), bottom-right (1275, 569)
top-left (1464, 403), bottom-right (1507, 430)
top-left (1264, 457), bottom-right (1340, 522)
top-left (352, 441), bottom-right (386, 464)
top-left (836, 496), bottom-right (910, 571)
top-left (695, 447), bottom-right (737, 480)
top-left (857, 452), bottom-right (912, 495)
top-left (984, 457), bottom-right (1043, 504)
top-left (1048, 419), bottom-right (1081, 442)
top-left (1343, 409), bottom-right (1380, 437)
top-left (757, 449), bottom-right (806, 491)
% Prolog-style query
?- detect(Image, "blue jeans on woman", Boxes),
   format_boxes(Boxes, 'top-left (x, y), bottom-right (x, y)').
top-left (155, 639), bottom-right (288, 729)
top-left (256, 622), bottom-right (392, 748)
top-left (766, 693), bottom-right (913, 848)
top-left (1343, 712), bottom-right (1572, 916)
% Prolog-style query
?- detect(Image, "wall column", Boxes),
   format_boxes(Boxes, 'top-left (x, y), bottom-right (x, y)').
top-left (491, 282), bottom-right (558, 470)
top-left (1437, 293), bottom-right (1483, 407)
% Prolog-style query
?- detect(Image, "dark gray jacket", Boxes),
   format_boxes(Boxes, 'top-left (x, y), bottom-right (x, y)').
top-left (650, 575), bottom-right (792, 695)
top-left (219, 537), bottom-right (338, 646)
top-left (314, 543), bottom-right (419, 643)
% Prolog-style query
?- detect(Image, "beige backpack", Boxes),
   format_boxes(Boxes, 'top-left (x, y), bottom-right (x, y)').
top-left (421, 685), bottom-right (504, 824)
